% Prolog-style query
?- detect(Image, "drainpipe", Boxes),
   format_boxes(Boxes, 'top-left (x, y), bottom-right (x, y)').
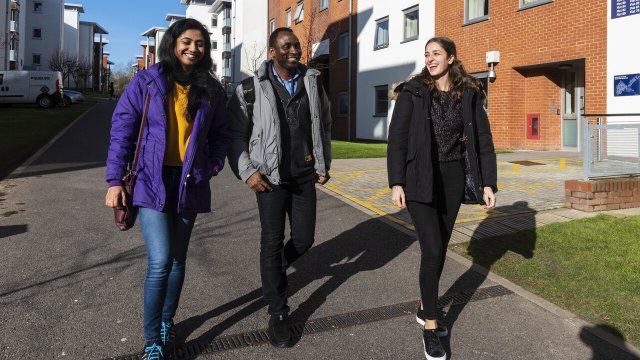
top-left (99, 32), bottom-right (103, 91)
top-left (348, 0), bottom-right (353, 140)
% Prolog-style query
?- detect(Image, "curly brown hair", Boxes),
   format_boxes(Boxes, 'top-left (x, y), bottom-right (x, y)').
top-left (413, 37), bottom-right (484, 102)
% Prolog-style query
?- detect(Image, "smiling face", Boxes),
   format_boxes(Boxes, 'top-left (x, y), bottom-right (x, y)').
top-left (174, 28), bottom-right (205, 73)
top-left (424, 41), bottom-right (455, 79)
top-left (269, 31), bottom-right (302, 77)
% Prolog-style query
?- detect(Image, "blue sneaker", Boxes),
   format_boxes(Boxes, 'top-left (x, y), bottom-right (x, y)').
top-left (141, 340), bottom-right (164, 360)
top-left (161, 320), bottom-right (176, 358)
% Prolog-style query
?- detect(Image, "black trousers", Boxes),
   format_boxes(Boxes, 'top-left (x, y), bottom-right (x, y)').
top-left (407, 160), bottom-right (465, 320)
top-left (256, 179), bottom-right (317, 315)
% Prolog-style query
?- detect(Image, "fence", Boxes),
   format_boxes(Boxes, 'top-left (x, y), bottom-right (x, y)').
top-left (582, 113), bottom-right (640, 180)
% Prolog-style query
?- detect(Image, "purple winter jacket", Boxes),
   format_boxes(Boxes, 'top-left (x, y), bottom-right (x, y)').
top-left (105, 63), bottom-right (230, 213)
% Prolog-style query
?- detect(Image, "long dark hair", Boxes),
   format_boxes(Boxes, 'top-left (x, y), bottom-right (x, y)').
top-left (414, 37), bottom-right (483, 102)
top-left (158, 18), bottom-right (220, 121)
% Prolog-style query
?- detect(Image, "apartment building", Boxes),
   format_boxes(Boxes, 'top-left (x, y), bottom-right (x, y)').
top-left (63, 3), bottom-right (83, 58)
top-left (22, 0), bottom-right (64, 70)
top-left (141, 26), bottom-right (165, 70)
top-left (1, 0), bottom-right (26, 70)
top-left (268, 0), bottom-right (356, 140)
top-left (80, 20), bottom-right (108, 90)
top-left (434, 0), bottom-right (639, 152)
top-left (356, 1), bottom-right (434, 140)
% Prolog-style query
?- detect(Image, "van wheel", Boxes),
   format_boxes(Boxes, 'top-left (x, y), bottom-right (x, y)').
top-left (63, 96), bottom-right (72, 106)
top-left (36, 94), bottom-right (55, 109)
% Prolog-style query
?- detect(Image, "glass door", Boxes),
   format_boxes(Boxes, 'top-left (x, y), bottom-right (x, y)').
top-left (562, 68), bottom-right (584, 150)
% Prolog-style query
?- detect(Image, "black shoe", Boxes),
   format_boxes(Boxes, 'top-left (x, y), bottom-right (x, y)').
top-left (161, 320), bottom-right (176, 359)
top-left (416, 308), bottom-right (448, 337)
top-left (267, 313), bottom-right (293, 348)
top-left (141, 340), bottom-right (165, 360)
top-left (422, 329), bottom-right (446, 360)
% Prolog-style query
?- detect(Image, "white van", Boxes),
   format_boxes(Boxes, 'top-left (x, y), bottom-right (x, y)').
top-left (0, 70), bottom-right (64, 108)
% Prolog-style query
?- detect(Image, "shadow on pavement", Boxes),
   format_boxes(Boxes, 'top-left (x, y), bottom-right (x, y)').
top-left (176, 213), bottom-right (415, 348)
top-left (579, 324), bottom-right (640, 360)
top-left (440, 201), bottom-right (537, 355)
top-left (0, 224), bottom-right (28, 239)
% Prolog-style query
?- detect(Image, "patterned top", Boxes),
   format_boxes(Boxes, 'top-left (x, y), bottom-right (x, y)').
top-left (430, 91), bottom-right (464, 162)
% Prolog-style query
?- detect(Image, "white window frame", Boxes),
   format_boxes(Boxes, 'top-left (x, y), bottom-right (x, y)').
top-left (402, 5), bottom-right (419, 42)
top-left (519, 0), bottom-right (553, 10)
top-left (337, 32), bottom-right (349, 59)
top-left (374, 85), bottom-right (389, 116)
top-left (320, 0), bottom-right (329, 11)
top-left (269, 18), bottom-right (275, 34)
top-left (337, 91), bottom-right (348, 116)
top-left (33, 1), bottom-right (42, 13)
top-left (286, 8), bottom-right (292, 27)
top-left (374, 17), bottom-right (389, 50)
top-left (32, 53), bottom-right (41, 65)
top-left (32, 27), bottom-right (42, 39)
top-left (294, 1), bottom-right (304, 23)
top-left (465, 0), bottom-right (489, 24)
top-left (211, 40), bottom-right (218, 50)
top-left (211, 17), bottom-right (218, 27)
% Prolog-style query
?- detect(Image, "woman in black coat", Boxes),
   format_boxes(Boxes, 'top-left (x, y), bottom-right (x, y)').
top-left (387, 37), bottom-right (497, 360)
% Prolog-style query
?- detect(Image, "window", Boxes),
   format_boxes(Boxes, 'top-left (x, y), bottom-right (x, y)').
top-left (212, 63), bottom-right (217, 73)
top-left (294, 1), bottom-right (304, 23)
top-left (338, 91), bottom-right (348, 116)
top-left (211, 17), bottom-right (218, 27)
top-left (374, 85), bottom-right (389, 116)
top-left (472, 72), bottom-right (489, 111)
top-left (403, 6), bottom-right (419, 42)
top-left (520, 0), bottom-right (552, 9)
top-left (320, 0), bottom-right (328, 10)
top-left (33, 28), bottom-right (42, 39)
top-left (286, 8), bottom-right (292, 27)
top-left (374, 17), bottom-right (389, 50)
top-left (269, 18), bottom-right (275, 34)
top-left (33, 54), bottom-right (41, 65)
top-left (211, 40), bottom-right (218, 50)
top-left (33, 1), bottom-right (42, 12)
top-left (465, 0), bottom-right (488, 23)
top-left (338, 32), bottom-right (349, 59)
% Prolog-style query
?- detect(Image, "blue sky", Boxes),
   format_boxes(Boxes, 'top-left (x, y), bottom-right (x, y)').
top-left (78, 0), bottom-right (187, 69)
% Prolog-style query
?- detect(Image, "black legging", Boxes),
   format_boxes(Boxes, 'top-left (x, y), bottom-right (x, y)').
top-left (407, 160), bottom-right (465, 320)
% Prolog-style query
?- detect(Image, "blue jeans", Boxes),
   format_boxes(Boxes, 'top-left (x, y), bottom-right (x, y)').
top-left (139, 166), bottom-right (196, 342)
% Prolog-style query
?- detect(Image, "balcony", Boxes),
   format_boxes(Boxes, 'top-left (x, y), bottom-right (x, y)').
top-left (9, 50), bottom-right (17, 62)
top-left (222, 67), bottom-right (231, 77)
top-left (10, 20), bottom-right (18, 32)
top-left (222, 42), bottom-right (231, 58)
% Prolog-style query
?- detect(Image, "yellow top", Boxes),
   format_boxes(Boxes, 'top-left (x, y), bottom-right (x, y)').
top-left (164, 83), bottom-right (193, 166)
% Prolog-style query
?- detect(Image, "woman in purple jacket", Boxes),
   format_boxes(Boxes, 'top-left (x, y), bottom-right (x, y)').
top-left (105, 19), bottom-right (229, 360)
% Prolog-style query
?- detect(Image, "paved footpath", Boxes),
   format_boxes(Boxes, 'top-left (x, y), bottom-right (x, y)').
top-left (0, 101), bottom-right (639, 359)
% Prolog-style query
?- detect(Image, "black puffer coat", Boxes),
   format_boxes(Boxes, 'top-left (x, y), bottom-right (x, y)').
top-left (387, 79), bottom-right (497, 203)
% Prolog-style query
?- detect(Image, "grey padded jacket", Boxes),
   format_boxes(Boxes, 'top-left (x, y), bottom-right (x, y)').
top-left (227, 60), bottom-right (332, 184)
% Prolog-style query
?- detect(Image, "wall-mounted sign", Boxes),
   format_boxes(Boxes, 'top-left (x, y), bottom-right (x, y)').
top-left (614, 74), bottom-right (640, 96)
top-left (612, 0), bottom-right (640, 19)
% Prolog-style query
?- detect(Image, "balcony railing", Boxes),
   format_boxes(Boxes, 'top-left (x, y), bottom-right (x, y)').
top-left (223, 17), bottom-right (231, 28)
top-left (223, 42), bottom-right (231, 52)
top-left (9, 50), bottom-right (17, 61)
top-left (10, 20), bottom-right (18, 32)
top-left (222, 67), bottom-right (231, 77)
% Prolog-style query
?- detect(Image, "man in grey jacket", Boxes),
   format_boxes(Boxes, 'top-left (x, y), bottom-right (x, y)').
top-left (227, 27), bottom-right (331, 348)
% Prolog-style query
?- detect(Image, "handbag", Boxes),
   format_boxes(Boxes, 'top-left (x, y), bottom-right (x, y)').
top-left (114, 92), bottom-right (151, 231)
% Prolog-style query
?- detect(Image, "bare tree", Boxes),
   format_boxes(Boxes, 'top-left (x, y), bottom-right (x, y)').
top-left (296, 4), bottom-right (342, 70)
top-left (48, 50), bottom-right (78, 86)
top-left (74, 56), bottom-right (93, 91)
top-left (242, 41), bottom-right (267, 76)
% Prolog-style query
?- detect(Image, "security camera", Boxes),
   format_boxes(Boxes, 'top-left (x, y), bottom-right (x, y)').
top-left (486, 51), bottom-right (500, 83)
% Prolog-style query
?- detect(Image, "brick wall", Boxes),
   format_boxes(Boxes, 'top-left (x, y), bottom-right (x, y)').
top-left (268, 0), bottom-right (358, 140)
top-left (436, 0), bottom-right (607, 150)
top-left (565, 178), bottom-right (640, 212)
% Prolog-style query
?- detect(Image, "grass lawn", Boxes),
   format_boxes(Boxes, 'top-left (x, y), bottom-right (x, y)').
top-left (0, 100), bottom-right (99, 178)
top-left (449, 214), bottom-right (640, 346)
top-left (331, 140), bottom-right (387, 159)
